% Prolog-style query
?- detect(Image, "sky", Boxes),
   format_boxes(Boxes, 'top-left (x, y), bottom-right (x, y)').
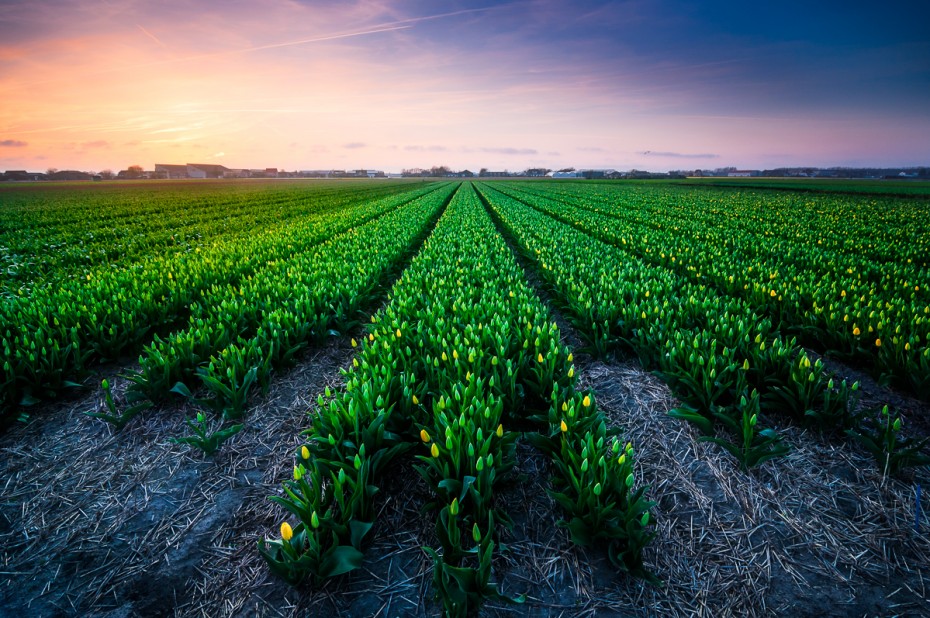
top-left (0, 0), bottom-right (928, 173)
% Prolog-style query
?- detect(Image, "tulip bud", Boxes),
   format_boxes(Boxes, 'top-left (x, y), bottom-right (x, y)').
top-left (311, 511), bottom-right (320, 529)
top-left (280, 522), bottom-right (293, 541)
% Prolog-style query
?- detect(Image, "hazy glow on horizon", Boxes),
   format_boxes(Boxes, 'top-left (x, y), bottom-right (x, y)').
top-left (1, 0), bottom-right (928, 172)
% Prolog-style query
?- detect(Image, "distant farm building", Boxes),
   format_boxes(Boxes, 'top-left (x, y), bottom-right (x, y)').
top-left (187, 164), bottom-right (229, 179)
top-left (154, 164), bottom-right (189, 179)
top-left (727, 170), bottom-right (759, 177)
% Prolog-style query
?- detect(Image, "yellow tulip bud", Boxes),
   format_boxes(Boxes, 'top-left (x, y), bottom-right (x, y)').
top-left (280, 522), bottom-right (293, 541)
top-left (431, 443), bottom-right (439, 457)
top-left (420, 428), bottom-right (430, 442)
top-left (412, 394), bottom-right (419, 405)
top-left (496, 423), bottom-right (504, 438)
top-left (582, 395), bottom-right (591, 408)
top-left (301, 445), bottom-right (310, 460)
top-left (560, 419), bottom-right (568, 433)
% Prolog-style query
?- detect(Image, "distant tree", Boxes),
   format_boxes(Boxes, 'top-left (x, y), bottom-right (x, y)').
top-left (478, 168), bottom-right (488, 177)
top-left (430, 165), bottom-right (451, 177)
top-left (99, 169), bottom-right (114, 180)
top-left (46, 167), bottom-right (58, 175)
top-left (557, 167), bottom-right (575, 173)
top-left (126, 165), bottom-right (143, 179)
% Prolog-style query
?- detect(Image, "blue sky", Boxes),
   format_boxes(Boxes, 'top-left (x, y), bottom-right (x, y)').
top-left (0, 0), bottom-right (927, 171)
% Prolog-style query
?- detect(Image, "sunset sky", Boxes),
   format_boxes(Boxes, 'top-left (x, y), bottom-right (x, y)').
top-left (1, 0), bottom-right (928, 173)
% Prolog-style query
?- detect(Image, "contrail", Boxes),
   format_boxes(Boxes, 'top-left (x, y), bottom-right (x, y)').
top-left (0, 22), bottom-right (413, 93)
top-left (228, 24), bottom-right (412, 55)
top-left (0, 5), bottom-right (506, 95)
top-left (136, 25), bottom-right (170, 51)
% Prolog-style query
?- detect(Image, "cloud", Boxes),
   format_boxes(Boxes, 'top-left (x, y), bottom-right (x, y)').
top-left (0, 139), bottom-right (27, 147)
top-left (578, 146), bottom-right (607, 152)
top-left (479, 147), bottom-right (537, 155)
top-left (404, 145), bottom-right (447, 152)
top-left (81, 140), bottom-right (110, 149)
top-left (639, 150), bottom-right (719, 159)
top-left (343, 142), bottom-right (366, 149)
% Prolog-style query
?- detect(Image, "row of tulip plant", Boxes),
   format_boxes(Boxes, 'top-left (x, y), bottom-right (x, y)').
top-left (478, 183), bottom-right (867, 471)
top-left (0, 182), bottom-right (445, 421)
top-left (260, 184), bottom-right (655, 616)
top-left (492, 181), bottom-right (930, 399)
top-left (124, 182), bottom-right (457, 419)
top-left (1, 180), bottom-right (412, 295)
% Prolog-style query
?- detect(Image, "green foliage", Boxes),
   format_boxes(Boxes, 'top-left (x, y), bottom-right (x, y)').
top-left (481, 180), bottom-right (930, 400)
top-left (701, 391), bottom-right (791, 472)
top-left (261, 185), bottom-right (657, 610)
top-left (0, 181), bottom-right (448, 422)
top-left (425, 511), bottom-right (524, 618)
top-left (169, 411), bottom-right (243, 455)
top-left (85, 378), bottom-right (152, 431)
top-left (846, 405), bottom-right (930, 477)
top-left (478, 182), bottom-right (867, 473)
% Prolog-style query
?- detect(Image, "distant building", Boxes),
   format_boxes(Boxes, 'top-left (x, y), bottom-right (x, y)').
top-left (155, 164), bottom-right (189, 179)
top-left (2, 170), bottom-right (46, 181)
top-left (727, 170), bottom-right (758, 177)
top-left (187, 164), bottom-right (228, 179)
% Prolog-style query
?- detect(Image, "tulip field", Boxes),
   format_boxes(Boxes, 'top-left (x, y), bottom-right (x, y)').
top-left (1, 178), bottom-right (928, 616)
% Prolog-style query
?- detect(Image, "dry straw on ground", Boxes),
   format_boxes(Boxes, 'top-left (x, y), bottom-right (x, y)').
top-left (1, 337), bottom-right (928, 617)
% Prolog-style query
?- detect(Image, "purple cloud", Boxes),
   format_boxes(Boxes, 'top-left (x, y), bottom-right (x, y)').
top-left (0, 139), bottom-right (27, 147)
top-left (480, 147), bottom-right (537, 155)
top-left (640, 151), bottom-right (719, 159)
